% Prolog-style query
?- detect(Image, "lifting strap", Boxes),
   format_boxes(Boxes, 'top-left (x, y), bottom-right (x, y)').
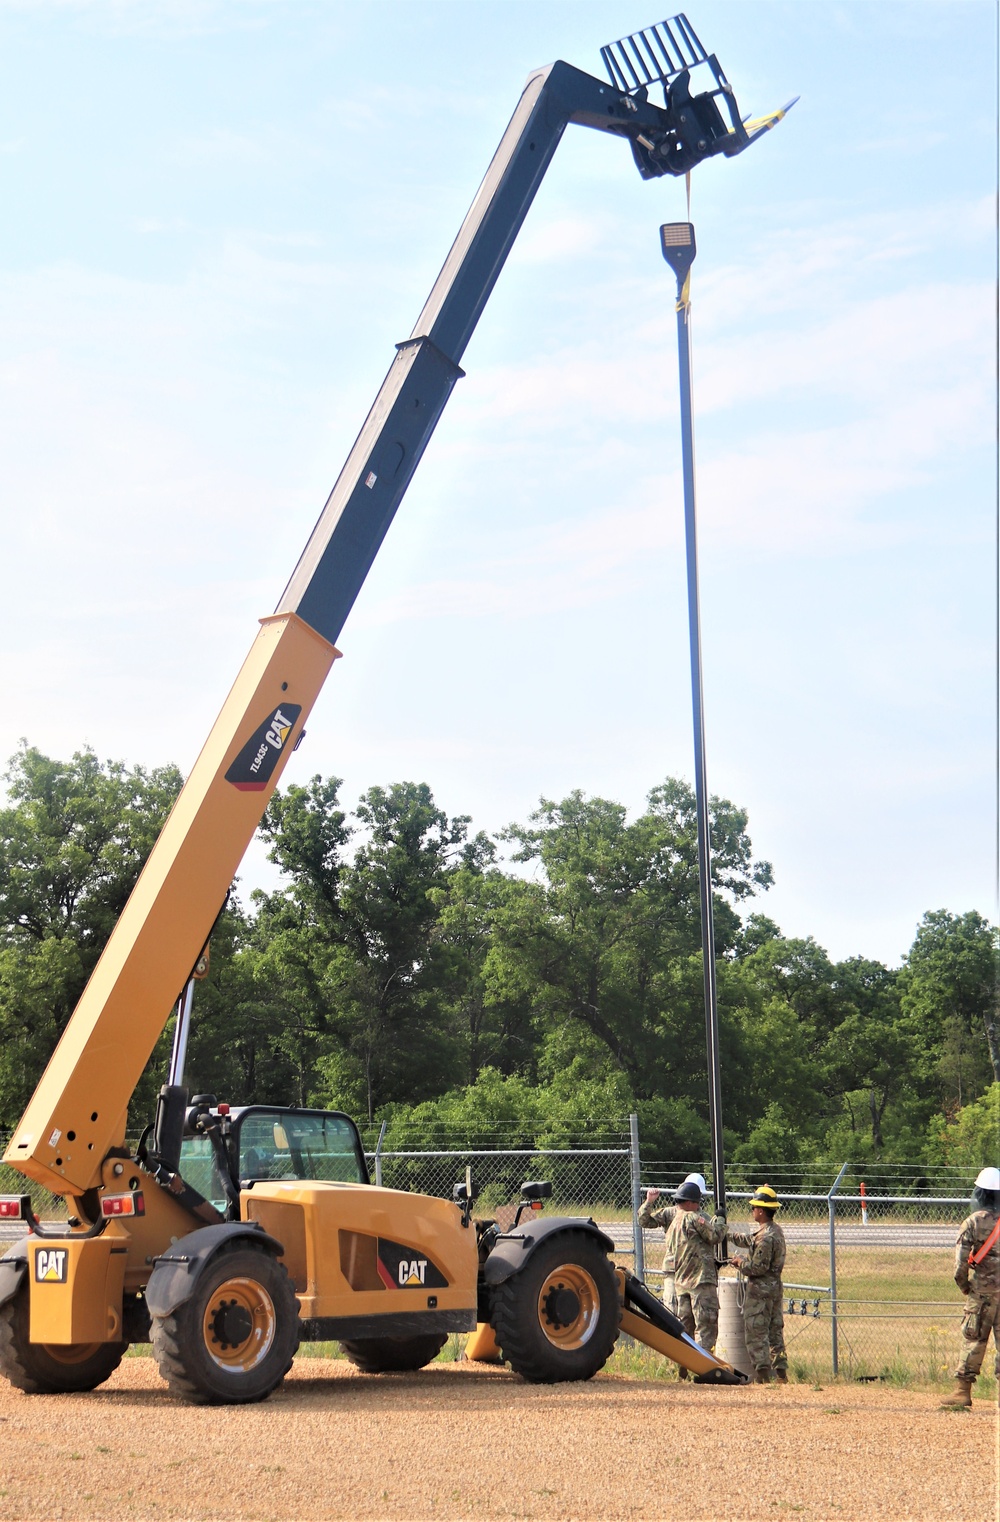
top-left (969, 1218), bottom-right (1000, 1266)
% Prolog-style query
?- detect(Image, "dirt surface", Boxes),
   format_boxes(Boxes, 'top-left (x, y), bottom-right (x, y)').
top-left (0, 1359), bottom-right (995, 1521)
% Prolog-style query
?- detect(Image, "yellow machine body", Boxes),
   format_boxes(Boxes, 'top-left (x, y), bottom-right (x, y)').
top-left (27, 1232), bottom-right (127, 1345)
top-left (243, 1181), bottom-right (479, 1322)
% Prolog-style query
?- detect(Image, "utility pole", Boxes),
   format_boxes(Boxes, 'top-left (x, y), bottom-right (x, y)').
top-left (660, 221), bottom-right (726, 1219)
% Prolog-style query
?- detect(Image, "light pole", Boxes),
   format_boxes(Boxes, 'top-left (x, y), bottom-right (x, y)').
top-left (660, 221), bottom-right (726, 1219)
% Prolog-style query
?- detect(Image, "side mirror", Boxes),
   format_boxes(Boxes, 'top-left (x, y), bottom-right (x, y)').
top-left (520, 1180), bottom-right (552, 1201)
top-left (453, 1179), bottom-right (474, 1228)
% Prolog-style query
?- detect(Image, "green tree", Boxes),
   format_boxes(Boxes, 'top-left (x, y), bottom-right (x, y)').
top-left (499, 780), bottom-right (773, 1104)
top-left (428, 866), bottom-right (539, 1086)
top-left (0, 743), bottom-right (183, 1126)
top-left (822, 958), bottom-right (912, 1150)
top-left (260, 777), bottom-right (493, 1119)
top-left (900, 910), bottom-right (999, 1103)
top-left (925, 1083), bottom-right (1000, 1169)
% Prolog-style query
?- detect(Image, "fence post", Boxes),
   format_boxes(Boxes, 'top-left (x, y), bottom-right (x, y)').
top-left (629, 1113), bottom-right (645, 1280)
top-left (828, 1162), bottom-right (848, 1376)
top-left (373, 1120), bottom-right (387, 1188)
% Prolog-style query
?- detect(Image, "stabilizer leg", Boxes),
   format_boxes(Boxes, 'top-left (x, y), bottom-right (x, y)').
top-left (617, 1270), bottom-right (747, 1385)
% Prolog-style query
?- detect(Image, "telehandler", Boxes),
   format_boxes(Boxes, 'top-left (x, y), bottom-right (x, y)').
top-left (0, 17), bottom-right (788, 1403)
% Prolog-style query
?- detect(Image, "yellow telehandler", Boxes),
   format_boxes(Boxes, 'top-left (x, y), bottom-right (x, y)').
top-left (0, 16), bottom-right (788, 1403)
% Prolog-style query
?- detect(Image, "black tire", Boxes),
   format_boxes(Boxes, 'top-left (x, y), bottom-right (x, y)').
top-left (0, 1285), bottom-right (127, 1394)
top-left (150, 1242), bottom-right (299, 1405)
top-left (490, 1230), bottom-right (619, 1383)
top-left (339, 1333), bottom-right (448, 1373)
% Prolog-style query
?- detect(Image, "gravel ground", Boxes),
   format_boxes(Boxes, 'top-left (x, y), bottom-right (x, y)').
top-left (0, 1359), bottom-right (995, 1522)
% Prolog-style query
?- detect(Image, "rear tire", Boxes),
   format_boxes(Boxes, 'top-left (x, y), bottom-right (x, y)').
top-left (339, 1333), bottom-right (447, 1373)
top-left (0, 1286), bottom-right (127, 1394)
top-left (491, 1230), bottom-right (619, 1383)
top-left (151, 1242), bottom-right (299, 1405)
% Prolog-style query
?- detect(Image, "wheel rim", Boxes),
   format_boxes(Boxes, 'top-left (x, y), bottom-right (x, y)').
top-left (202, 1276), bottom-right (277, 1373)
top-left (42, 1342), bottom-right (103, 1365)
top-left (536, 1263), bottom-right (601, 1350)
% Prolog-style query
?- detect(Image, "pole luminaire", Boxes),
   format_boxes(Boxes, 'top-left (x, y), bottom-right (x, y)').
top-left (660, 221), bottom-right (727, 1221)
top-left (599, 16), bottom-right (792, 1220)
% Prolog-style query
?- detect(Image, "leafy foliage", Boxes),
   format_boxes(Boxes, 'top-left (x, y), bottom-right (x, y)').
top-left (0, 745), bottom-right (995, 1172)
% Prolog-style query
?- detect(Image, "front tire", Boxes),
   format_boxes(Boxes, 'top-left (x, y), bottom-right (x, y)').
top-left (491, 1230), bottom-right (619, 1383)
top-left (151, 1242), bottom-right (299, 1405)
top-left (339, 1333), bottom-right (447, 1373)
top-left (0, 1286), bottom-right (127, 1394)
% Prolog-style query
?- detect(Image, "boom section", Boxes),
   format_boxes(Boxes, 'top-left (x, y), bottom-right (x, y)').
top-left (275, 60), bottom-right (680, 645)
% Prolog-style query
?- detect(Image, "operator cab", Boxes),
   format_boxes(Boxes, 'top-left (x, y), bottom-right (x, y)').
top-left (180, 1104), bottom-right (369, 1214)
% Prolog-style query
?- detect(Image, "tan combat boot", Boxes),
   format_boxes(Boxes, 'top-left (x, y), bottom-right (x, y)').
top-left (774, 1367), bottom-right (788, 1384)
top-left (753, 1367), bottom-right (773, 1384)
top-left (940, 1377), bottom-right (973, 1409)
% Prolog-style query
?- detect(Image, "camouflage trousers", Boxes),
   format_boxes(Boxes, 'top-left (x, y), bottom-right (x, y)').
top-left (676, 1282), bottom-right (719, 1352)
top-left (743, 1279), bottom-right (786, 1374)
top-left (661, 1274), bottom-right (678, 1317)
top-left (955, 1292), bottom-right (1000, 1379)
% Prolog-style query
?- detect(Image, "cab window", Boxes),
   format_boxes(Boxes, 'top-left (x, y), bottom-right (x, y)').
top-left (236, 1110), bottom-right (367, 1185)
top-left (178, 1135), bottom-right (228, 1213)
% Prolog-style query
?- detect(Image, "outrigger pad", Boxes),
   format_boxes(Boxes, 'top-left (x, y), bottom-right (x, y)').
top-left (693, 1365), bottom-right (747, 1385)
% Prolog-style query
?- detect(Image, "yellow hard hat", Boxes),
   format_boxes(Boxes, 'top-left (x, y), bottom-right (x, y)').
top-left (749, 1184), bottom-right (781, 1212)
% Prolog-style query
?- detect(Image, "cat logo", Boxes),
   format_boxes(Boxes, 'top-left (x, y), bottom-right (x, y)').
top-left (225, 704), bottom-right (302, 792)
top-left (375, 1237), bottom-right (449, 1291)
top-left (34, 1249), bottom-right (68, 1283)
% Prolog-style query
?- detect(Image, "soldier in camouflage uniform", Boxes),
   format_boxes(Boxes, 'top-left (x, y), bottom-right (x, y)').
top-left (941, 1166), bottom-right (1000, 1409)
top-left (636, 1173), bottom-right (709, 1315)
top-left (665, 1180), bottom-right (727, 1355)
top-left (729, 1183), bottom-right (787, 1384)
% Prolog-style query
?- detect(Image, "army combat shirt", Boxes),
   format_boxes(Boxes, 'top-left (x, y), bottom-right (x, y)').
top-left (729, 1219), bottom-right (786, 1287)
top-left (665, 1208), bottom-right (727, 1290)
top-left (954, 1210), bottom-right (1000, 1296)
top-left (637, 1199), bottom-right (678, 1275)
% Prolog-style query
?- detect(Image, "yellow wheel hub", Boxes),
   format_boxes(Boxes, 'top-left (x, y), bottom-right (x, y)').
top-left (537, 1263), bottom-right (601, 1350)
top-left (202, 1276), bottom-right (277, 1372)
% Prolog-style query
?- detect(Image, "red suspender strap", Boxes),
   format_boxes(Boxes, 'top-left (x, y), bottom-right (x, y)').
top-left (970, 1218), bottom-right (1000, 1266)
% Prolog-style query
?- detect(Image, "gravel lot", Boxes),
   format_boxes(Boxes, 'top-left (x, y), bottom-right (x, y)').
top-left (0, 1358), bottom-right (994, 1521)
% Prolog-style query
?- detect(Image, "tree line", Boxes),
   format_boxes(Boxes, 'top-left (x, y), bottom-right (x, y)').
top-left (0, 742), bottom-right (996, 1170)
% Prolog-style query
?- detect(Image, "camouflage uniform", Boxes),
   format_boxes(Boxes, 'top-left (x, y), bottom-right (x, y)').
top-left (665, 1208), bottom-right (727, 1351)
top-left (729, 1218), bottom-right (787, 1376)
top-left (953, 1209), bottom-right (1000, 1380)
top-left (637, 1198), bottom-right (678, 1313)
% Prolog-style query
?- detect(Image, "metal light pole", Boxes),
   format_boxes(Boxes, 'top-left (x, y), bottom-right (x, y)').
top-left (660, 221), bottom-right (726, 1218)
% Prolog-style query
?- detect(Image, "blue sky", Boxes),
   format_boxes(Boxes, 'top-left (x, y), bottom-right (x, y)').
top-left (0, 0), bottom-right (995, 967)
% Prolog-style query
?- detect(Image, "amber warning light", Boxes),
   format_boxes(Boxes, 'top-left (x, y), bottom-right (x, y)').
top-left (101, 1193), bottom-right (145, 1218)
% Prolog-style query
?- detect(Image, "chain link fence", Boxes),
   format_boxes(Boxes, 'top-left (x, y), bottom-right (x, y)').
top-left (0, 1125), bottom-right (979, 1384)
top-left (357, 1116), bottom-right (641, 1254)
top-left (641, 1160), bottom-right (977, 1383)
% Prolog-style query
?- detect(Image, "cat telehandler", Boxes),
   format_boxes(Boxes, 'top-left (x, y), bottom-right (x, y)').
top-left (0, 16), bottom-right (788, 1403)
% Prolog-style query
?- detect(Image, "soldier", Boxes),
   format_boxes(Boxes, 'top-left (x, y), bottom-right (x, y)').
top-left (729, 1183), bottom-right (787, 1384)
top-left (940, 1165), bottom-right (1000, 1409)
top-left (637, 1172), bottom-right (709, 1315)
top-left (665, 1179), bottom-right (727, 1359)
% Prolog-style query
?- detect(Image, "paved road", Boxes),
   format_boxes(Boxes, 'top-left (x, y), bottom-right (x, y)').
top-left (615, 1222), bottom-right (959, 1251)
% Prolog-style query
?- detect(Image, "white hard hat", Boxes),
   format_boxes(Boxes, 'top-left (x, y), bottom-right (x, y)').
top-left (683, 1172), bottom-right (709, 1197)
top-left (974, 1167), bottom-right (1000, 1191)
